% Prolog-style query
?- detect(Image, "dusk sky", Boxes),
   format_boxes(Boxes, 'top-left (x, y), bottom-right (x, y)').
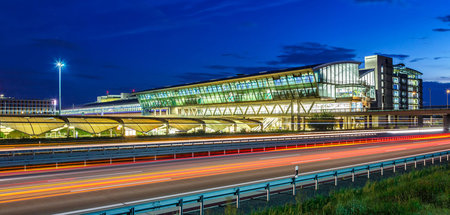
top-left (0, 0), bottom-right (449, 107)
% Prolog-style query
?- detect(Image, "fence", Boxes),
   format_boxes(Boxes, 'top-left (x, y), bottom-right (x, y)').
top-left (83, 150), bottom-right (449, 215)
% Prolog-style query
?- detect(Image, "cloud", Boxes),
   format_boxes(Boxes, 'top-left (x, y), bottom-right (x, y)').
top-left (267, 42), bottom-right (356, 65)
top-left (437, 15), bottom-right (450, 23)
top-left (374, 53), bottom-right (409, 60)
top-left (409, 57), bottom-right (426, 63)
top-left (434, 57), bottom-right (449, 60)
top-left (31, 38), bottom-right (79, 50)
top-left (205, 65), bottom-right (282, 74)
top-left (221, 53), bottom-right (247, 59)
top-left (432, 28), bottom-right (450, 32)
top-left (177, 71), bottom-right (234, 82)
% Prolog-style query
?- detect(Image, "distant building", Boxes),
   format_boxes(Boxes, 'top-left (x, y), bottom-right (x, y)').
top-left (0, 94), bottom-right (56, 115)
top-left (361, 55), bottom-right (422, 110)
top-left (61, 93), bottom-right (141, 116)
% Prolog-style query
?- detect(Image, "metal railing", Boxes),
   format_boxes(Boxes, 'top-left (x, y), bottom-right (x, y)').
top-left (0, 132), bottom-right (381, 169)
top-left (83, 150), bottom-right (450, 215)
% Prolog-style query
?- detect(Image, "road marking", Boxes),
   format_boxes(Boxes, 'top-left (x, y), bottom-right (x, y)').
top-left (385, 148), bottom-right (406, 152)
top-left (55, 149), bottom-right (449, 215)
top-left (78, 171), bottom-right (143, 179)
top-left (291, 157), bottom-right (330, 164)
top-left (358, 146), bottom-right (379, 149)
top-left (70, 178), bottom-right (171, 192)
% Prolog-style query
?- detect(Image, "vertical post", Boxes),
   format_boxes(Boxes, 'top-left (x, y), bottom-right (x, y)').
top-left (352, 168), bottom-right (355, 182)
top-left (133, 156), bottom-right (136, 163)
top-left (110, 158), bottom-right (112, 164)
top-left (367, 166), bottom-right (370, 179)
top-left (393, 161), bottom-right (396, 173)
top-left (266, 184), bottom-right (270, 202)
top-left (432, 156), bottom-right (434, 164)
top-left (292, 177), bottom-right (296, 196)
top-left (334, 171), bottom-right (337, 186)
top-left (315, 175), bottom-right (318, 190)
top-left (235, 189), bottom-right (240, 208)
top-left (414, 158), bottom-right (417, 168)
top-left (381, 163), bottom-right (384, 176)
top-left (424, 157), bottom-right (426, 166)
top-left (84, 160), bottom-right (87, 166)
top-left (129, 207), bottom-right (135, 215)
top-left (178, 199), bottom-right (183, 215)
top-left (440, 155), bottom-right (442, 163)
top-left (404, 161), bottom-right (407, 171)
top-left (199, 195), bottom-right (204, 215)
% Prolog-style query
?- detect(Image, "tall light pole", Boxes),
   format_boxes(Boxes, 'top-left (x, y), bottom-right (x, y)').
top-left (56, 61), bottom-right (64, 115)
top-left (447, 89), bottom-right (450, 109)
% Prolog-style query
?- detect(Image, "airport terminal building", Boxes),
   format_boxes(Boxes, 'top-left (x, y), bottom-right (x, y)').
top-left (37, 54), bottom-right (423, 136)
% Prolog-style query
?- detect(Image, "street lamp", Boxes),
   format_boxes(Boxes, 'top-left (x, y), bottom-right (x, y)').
top-left (447, 89), bottom-right (450, 109)
top-left (56, 60), bottom-right (65, 115)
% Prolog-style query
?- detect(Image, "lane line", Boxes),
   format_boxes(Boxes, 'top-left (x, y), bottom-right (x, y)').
top-left (291, 157), bottom-right (330, 164)
top-left (385, 148), bottom-right (406, 152)
top-left (70, 178), bottom-right (171, 192)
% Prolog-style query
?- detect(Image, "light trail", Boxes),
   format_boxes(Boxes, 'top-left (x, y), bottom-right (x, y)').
top-left (0, 137), bottom-right (448, 204)
top-left (2, 132), bottom-right (448, 176)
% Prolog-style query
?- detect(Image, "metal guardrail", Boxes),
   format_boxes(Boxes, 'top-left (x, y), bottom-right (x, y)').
top-left (84, 150), bottom-right (450, 215)
top-left (0, 132), bottom-right (379, 168)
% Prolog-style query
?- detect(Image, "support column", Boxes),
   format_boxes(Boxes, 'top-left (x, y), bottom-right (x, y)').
top-left (418, 116), bottom-right (424, 127)
top-left (394, 115), bottom-right (399, 129)
top-left (368, 115), bottom-right (373, 129)
top-left (444, 114), bottom-right (449, 132)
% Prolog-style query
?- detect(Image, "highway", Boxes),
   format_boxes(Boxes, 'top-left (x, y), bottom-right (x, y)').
top-left (0, 135), bottom-right (448, 215)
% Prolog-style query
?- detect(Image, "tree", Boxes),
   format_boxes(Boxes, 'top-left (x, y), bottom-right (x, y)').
top-left (308, 112), bottom-right (335, 131)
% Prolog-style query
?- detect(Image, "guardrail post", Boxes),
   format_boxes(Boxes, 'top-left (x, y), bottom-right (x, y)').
top-left (199, 195), bottom-right (204, 214)
top-left (266, 184), bottom-right (270, 202)
top-left (424, 156), bottom-right (426, 166)
top-left (235, 189), bottom-right (240, 208)
top-left (334, 171), bottom-right (337, 186)
top-left (440, 154), bottom-right (442, 163)
top-left (110, 158), bottom-right (112, 164)
top-left (432, 155), bottom-right (434, 164)
top-left (404, 159), bottom-right (407, 170)
top-left (393, 161), bottom-right (396, 173)
top-left (447, 153), bottom-right (449, 161)
top-left (414, 158), bottom-right (417, 168)
top-left (178, 199), bottom-right (183, 215)
top-left (292, 177), bottom-right (296, 196)
top-left (315, 175), bottom-right (318, 190)
top-left (367, 166), bottom-right (370, 179)
top-left (129, 207), bottom-right (135, 215)
top-left (380, 163), bottom-right (383, 176)
top-left (351, 168), bottom-right (354, 182)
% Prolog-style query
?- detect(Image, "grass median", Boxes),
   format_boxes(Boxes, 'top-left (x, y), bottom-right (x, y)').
top-left (247, 165), bottom-right (449, 215)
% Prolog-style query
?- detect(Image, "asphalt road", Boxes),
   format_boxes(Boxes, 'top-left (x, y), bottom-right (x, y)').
top-left (0, 136), bottom-right (448, 215)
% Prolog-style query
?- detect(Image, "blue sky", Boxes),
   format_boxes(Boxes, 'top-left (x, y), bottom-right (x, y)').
top-left (0, 0), bottom-right (449, 107)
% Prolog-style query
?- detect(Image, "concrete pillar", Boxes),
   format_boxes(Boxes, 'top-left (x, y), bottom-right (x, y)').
top-left (394, 115), bottom-right (399, 129)
top-left (444, 114), bottom-right (449, 132)
top-left (368, 115), bottom-right (373, 129)
top-left (418, 116), bottom-right (423, 127)
top-left (290, 115), bottom-right (295, 131)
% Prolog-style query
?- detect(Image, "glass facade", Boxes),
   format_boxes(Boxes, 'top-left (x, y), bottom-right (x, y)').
top-left (138, 69), bottom-right (319, 111)
top-left (316, 63), bottom-right (369, 99)
top-left (393, 64), bottom-right (422, 110)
